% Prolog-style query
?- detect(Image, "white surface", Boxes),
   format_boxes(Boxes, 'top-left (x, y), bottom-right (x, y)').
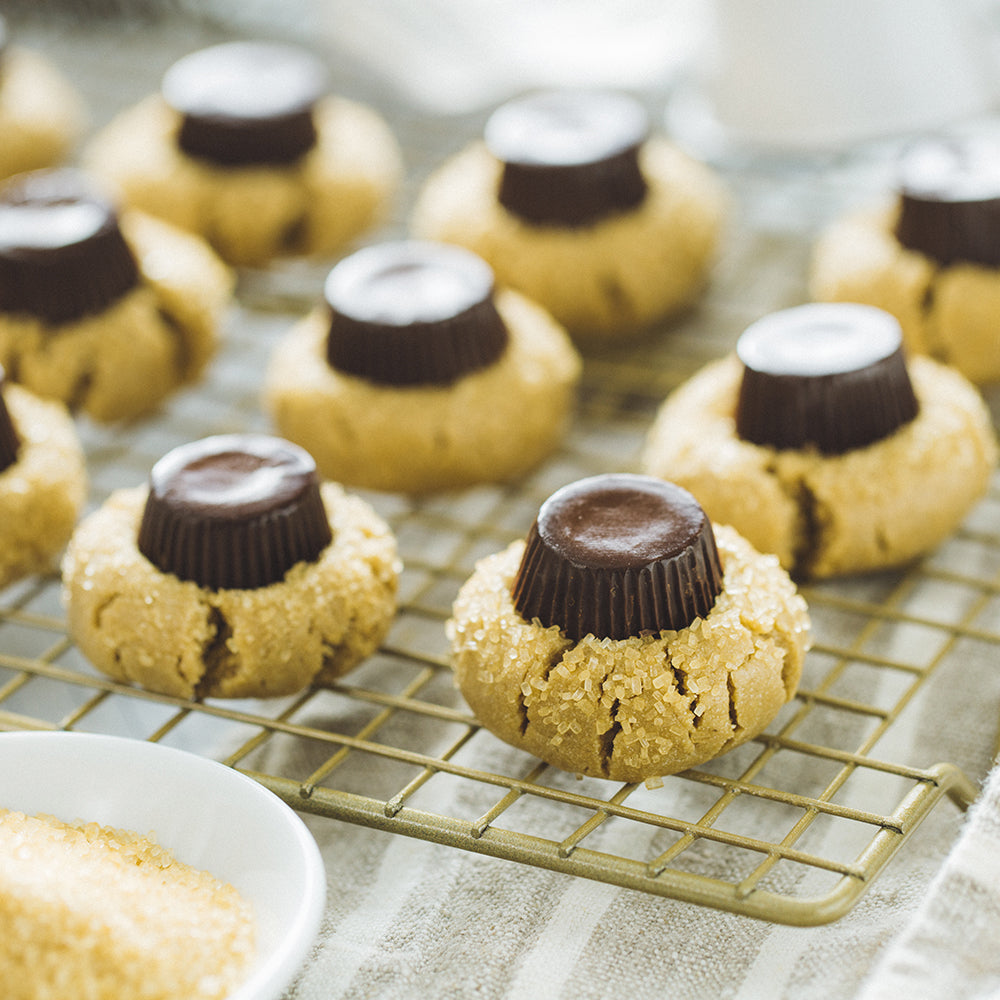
top-left (0, 732), bottom-right (326, 1000)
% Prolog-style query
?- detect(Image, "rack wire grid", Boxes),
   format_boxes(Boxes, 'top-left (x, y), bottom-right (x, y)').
top-left (0, 25), bottom-right (997, 922)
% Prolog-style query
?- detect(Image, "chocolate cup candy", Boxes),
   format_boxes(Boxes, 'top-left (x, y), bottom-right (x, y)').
top-left (893, 136), bottom-right (1000, 268)
top-left (512, 473), bottom-right (723, 641)
top-left (0, 168), bottom-right (140, 325)
top-left (324, 240), bottom-right (509, 387)
top-left (137, 434), bottom-right (332, 591)
top-left (735, 303), bottom-right (919, 455)
top-left (484, 89), bottom-right (650, 227)
top-left (162, 41), bottom-right (328, 166)
top-left (0, 368), bottom-right (20, 474)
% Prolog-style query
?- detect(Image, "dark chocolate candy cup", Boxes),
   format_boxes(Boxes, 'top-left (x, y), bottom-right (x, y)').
top-left (485, 89), bottom-right (650, 227)
top-left (0, 368), bottom-right (20, 474)
top-left (735, 303), bottom-right (919, 455)
top-left (324, 241), bottom-right (509, 387)
top-left (512, 474), bottom-right (723, 641)
top-left (893, 136), bottom-right (1000, 268)
top-left (162, 42), bottom-right (328, 167)
top-left (0, 168), bottom-right (140, 325)
top-left (137, 434), bottom-right (332, 591)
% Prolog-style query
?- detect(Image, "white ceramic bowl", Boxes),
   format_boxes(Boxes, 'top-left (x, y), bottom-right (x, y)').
top-left (0, 730), bottom-right (326, 1000)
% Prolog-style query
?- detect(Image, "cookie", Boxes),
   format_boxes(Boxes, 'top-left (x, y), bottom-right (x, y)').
top-left (62, 434), bottom-right (399, 699)
top-left (0, 168), bottom-right (232, 423)
top-left (0, 19), bottom-right (86, 180)
top-left (641, 303), bottom-right (998, 578)
top-left (810, 136), bottom-right (1000, 384)
top-left (0, 369), bottom-right (86, 588)
top-left (83, 41), bottom-right (403, 267)
top-left (448, 474), bottom-right (810, 782)
top-left (265, 240), bottom-right (581, 494)
top-left (411, 89), bottom-right (726, 340)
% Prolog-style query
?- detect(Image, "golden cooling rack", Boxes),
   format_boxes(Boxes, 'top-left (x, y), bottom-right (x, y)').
top-left (0, 264), bottom-right (995, 926)
top-left (0, 11), bottom-right (997, 927)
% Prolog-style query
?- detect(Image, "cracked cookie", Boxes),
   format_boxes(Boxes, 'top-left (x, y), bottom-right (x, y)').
top-left (83, 40), bottom-right (402, 267)
top-left (641, 303), bottom-right (998, 578)
top-left (0, 167), bottom-right (232, 423)
top-left (448, 474), bottom-right (810, 782)
top-left (62, 434), bottom-right (399, 699)
top-left (0, 368), bottom-right (86, 588)
top-left (410, 88), bottom-right (725, 341)
top-left (266, 239), bottom-right (581, 494)
top-left (810, 135), bottom-right (1000, 384)
top-left (0, 16), bottom-right (86, 180)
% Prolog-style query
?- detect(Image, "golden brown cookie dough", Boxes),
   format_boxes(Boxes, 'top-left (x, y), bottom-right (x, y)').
top-left (448, 525), bottom-right (810, 782)
top-left (0, 382), bottom-right (87, 588)
top-left (0, 208), bottom-right (232, 423)
top-left (810, 205), bottom-right (1000, 384)
top-left (0, 46), bottom-right (86, 181)
top-left (265, 287), bottom-right (581, 494)
top-left (641, 353), bottom-right (998, 578)
top-left (84, 92), bottom-right (403, 267)
top-left (410, 137), bottom-right (726, 340)
top-left (62, 481), bottom-right (399, 699)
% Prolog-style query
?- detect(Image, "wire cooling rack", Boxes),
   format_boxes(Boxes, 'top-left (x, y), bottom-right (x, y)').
top-left (1, 12), bottom-right (999, 928)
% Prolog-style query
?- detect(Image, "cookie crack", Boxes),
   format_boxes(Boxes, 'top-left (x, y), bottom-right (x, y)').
top-left (195, 603), bottom-right (235, 699)
top-left (667, 651), bottom-right (701, 728)
top-left (519, 645), bottom-right (569, 737)
top-left (598, 698), bottom-right (622, 777)
top-left (918, 267), bottom-right (951, 365)
top-left (156, 306), bottom-right (193, 379)
top-left (791, 476), bottom-right (824, 580)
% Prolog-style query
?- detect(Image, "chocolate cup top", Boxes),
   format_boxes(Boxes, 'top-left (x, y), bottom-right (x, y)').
top-left (484, 89), bottom-right (650, 227)
top-left (512, 473), bottom-right (723, 641)
top-left (0, 368), bottom-right (20, 474)
top-left (162, 41), bottom-right (328, 166)
top-left (137, 434), bottom-right (332, 591)
top-left (893, 136), bottom-right (1000, 267)
top-left (324, 240), bottom-right (509, 387)
top-left (0, 168), bottom-right (140, 325)
top-left (735, 303), bottom-right (919, 455)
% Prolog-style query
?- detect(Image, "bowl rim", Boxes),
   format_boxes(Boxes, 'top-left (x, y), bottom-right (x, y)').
top-left (0, 730), bottom-right (326, 1000)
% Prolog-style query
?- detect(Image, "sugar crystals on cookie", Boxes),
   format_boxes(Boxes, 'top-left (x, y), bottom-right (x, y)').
top-left (642, 303), bottom-right (998, 578)
top-left (448, 473), bottom-right (810, 782)
top-left (63, 433), bottom-right (399, 699)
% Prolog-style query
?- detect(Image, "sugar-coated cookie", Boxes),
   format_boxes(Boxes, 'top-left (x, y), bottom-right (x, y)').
top-left (642, 304), bottom-right (998, 578)
top-left (811, 136), bottom-right (1000, 384)
top-left (62, 434), bottom-right (399, 699)
top-left (266, 240), bottom-right (581, 494)
top-left (0, 19), bottom-right (86, 180)
top-left (84, 41), bottom-right (402, 267)
top-left (0, 168), bottom-right (231, 423)
top-left (0, 372), bottom-right (86, 588)
top-left (411, 89), bottom-right (725, 340)
top-left (448, 474), bottom-right (810, 782)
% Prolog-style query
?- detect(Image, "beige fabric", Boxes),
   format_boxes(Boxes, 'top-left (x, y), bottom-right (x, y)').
top-left (447, 525), bottom-right (810, 782)
top-left (0, 383), bottom-right (86, 588)
top-left (62, 482), bottom-right (399, 699)
top-left (811, 206), bottom-right (1000, 385)
top-left (0, 47), bottom-right (85, 181)
top-left (84, 94), bottom-right (403, 266)
top-left (410, 138), bottom-right (726, 340)
top-left (0, 210), bottom-right (232, 423)
top-left (265, 287), bottom-right (582, 494)
top-left (641, 353), bottom-right (998, 578)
